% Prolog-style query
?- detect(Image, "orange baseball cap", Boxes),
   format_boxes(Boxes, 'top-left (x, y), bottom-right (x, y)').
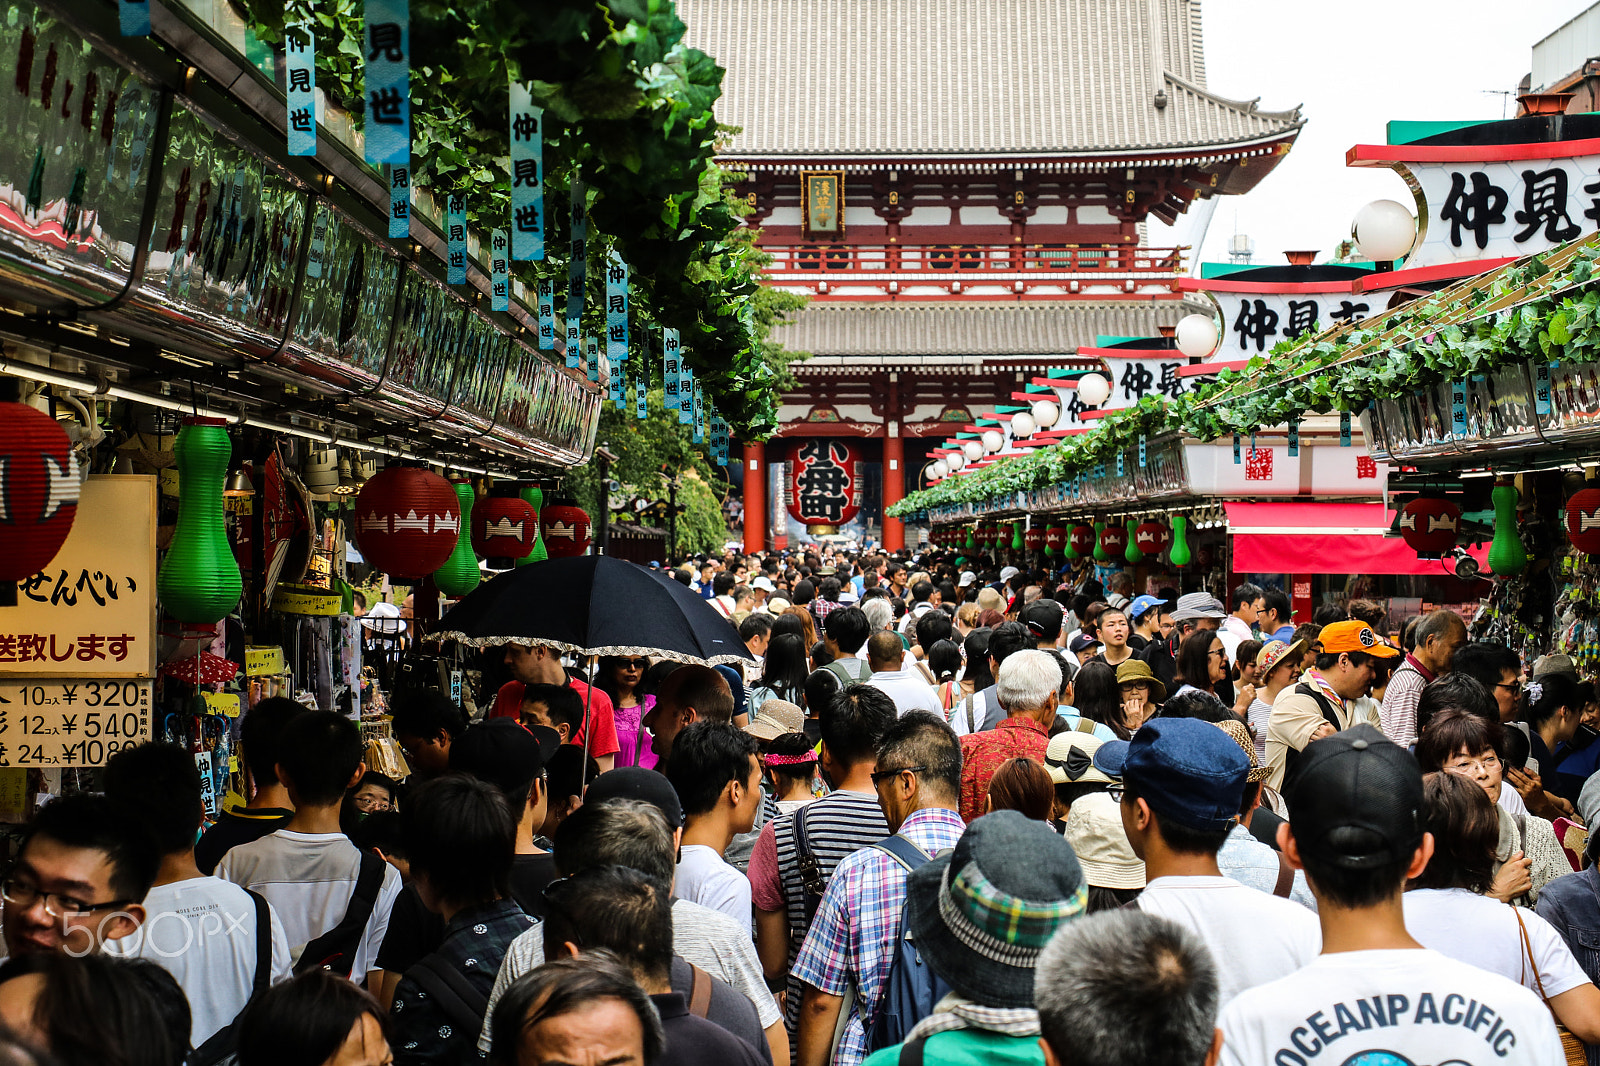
top-left (1317, 620), bottom-right (1400, 657)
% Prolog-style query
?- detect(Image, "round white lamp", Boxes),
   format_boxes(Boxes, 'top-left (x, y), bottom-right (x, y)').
top-left (981, 429), bottom-right (1005, 453)
top-left (962, 440), bottom-right (984, 462)
top-left (929, 460), bottom-right (948, 479)
top-left (1009, 411), bottom-right (1036, 437)
top-left (1077, 372), bottom-right (1111, 407)
top-left (1351, 199), bottom-right (1417, 263)
top-left (1174, 313), bottom-right (1220, 360)
top-left (1031, 399), bottom-right (1060, 428)
top-left (947, 452), bottom-right (966, 472)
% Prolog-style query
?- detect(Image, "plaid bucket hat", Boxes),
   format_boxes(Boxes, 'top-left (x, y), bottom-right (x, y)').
top-left (904, 810), bottom-right (1087, 1008)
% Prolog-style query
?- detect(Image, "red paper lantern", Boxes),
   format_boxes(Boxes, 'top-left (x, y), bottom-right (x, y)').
top-left (1569, 488), bottom-right (1600, 555)
top-left (541, 500), bottom-right (593, 558)
top-left (1398, 497), bottom-right (1462, 558)
top-left (1195, 543), bottom-right (1216, 569)
top-left (789, 441), bottom-right (862, 530)
top-left (0, 402), bottom-right (78, 605)
top-left (1099, 524), bottom-right (1129, 557)
top-left (1044, 526), bottom-right (1067, 554)
top-left (1024, 527), bottom-right (1046, 551)
top-left (473, 496), bottom-right (540, 559)
top-left (1135, 521), bottom-right (1170, 555)
top-left (353, 467), bottom-right (461, 579)
top-left (1069, 524), bottom-right (1095, 555)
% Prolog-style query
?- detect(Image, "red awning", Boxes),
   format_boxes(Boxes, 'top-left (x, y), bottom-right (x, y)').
top-left (1224, 502), bottom-right (1489, 577)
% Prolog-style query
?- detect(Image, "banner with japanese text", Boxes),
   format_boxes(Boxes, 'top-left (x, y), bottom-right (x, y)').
top-left (285, 21), bottom-right (317, 156)
top-left (566, 180), bottom-right (586, 369)
top-left (362, 0), bottom-right (410, 165)
top-left (509, 83), bottom-right (545, 261)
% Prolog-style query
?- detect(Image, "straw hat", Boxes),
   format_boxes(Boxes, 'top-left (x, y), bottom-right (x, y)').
top-left (1211, 718), bottom-right (1271, 783)
top-left (1063, 792), bottom-right (1146, 890)
top-left (1114, 658), bottom-right (1167, 703)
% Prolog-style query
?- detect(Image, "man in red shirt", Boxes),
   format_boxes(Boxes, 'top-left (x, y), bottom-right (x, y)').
top-left (491, 644), bottom-right (620, 772)
top-left (957, 649), bottom-right (1059, 822)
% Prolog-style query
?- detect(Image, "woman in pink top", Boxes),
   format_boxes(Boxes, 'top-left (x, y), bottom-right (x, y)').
top-left (597, 655), bottom-right (658, 769)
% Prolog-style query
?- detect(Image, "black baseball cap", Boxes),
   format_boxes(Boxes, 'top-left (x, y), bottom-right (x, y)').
top-left (449, 719), bottom-right (560, 794)
top-left (584, 766), bottom-right (684, 829)
top-left (1285, 723), bottom-right (1424, 870)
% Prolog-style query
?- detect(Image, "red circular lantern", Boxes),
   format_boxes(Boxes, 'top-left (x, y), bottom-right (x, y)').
top-left (1024, 527), bottom-right (1046, 552)
top-left (0, 402), bottom-right (78, 605)
top-left (353, 467), bottom-right (462, 579)
top-left (1195, 543), bottom-right (1216, 569)
top-left (789, 441), bottom-right (861, 532)
top-left (472, 496), bottom-right (540, 559)
top-left (1069, 524), bottom-right (1095, 555)
top-left (1099, 524), bottom-right (1129, 557)
top-left (1399, 497), bottom-right (1462, 558)
top-left (541, 500), bottom-right (593, 558)
top-left (1135, 521), bottom-right (1170, 555)
top-left (1569, 488), bottom-right (1600, 554)
top-left (1044, 526), bottom-right (1067, 553)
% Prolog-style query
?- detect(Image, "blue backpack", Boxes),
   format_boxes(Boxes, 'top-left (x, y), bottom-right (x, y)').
top-left (863, 835), bottom-right (951, 1053)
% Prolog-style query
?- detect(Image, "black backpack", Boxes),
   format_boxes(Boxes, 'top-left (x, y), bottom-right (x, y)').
top-left (863, 836), bottom-right (950, 1053)
top-left (185, 889), bottom-right (273, 1066)
top-left (292, 850), bottom-right (387, 978)
top-left (407, 952), bottom-right (490, 1036)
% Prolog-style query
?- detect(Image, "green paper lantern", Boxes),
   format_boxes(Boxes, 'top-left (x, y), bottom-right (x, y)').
top-left (434, 480), bottom-right (481, 597)
top-left (518, 483), bottom-right (547, 565)
top-left (1488, 481), bottom-right (1527, 577)
top-left (1092, 521), bottom-right (1109, 562)
top-left (1169, 516), bottom-right (1191, 568)
top-left (1010, 522), bottom-right (1024, 551)
top-left (1124, 519), bottom-right (1143, 564)
top-left (158, 418), bottom-right (242, 626)
top-left (964, 526), bottom-right (976, 550)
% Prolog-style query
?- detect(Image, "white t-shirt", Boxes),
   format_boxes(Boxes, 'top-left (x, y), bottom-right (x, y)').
top-left (105, 876), bottom-right (293, 1046)
top-left (1219, 948), bottom-right (1564, 1066)
top-left (1403, 887), bottom-right (1590, 996)
top-left (676, 844), bottom-right (753, 932)
top-left (866, 669), bottom-right (945, 718)
top-left (1137, 875), bottom-right (1321, 1005)
top-left (216, 829), bottom-right (402, 980)
top-left (1500, 784), bottom-right (1529, 819)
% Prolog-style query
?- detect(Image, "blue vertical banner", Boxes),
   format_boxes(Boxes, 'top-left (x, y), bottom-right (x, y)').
top-left (1233, 434), bottom-right (1242, 465)
top-left (565, 179), bottom-right (586, 370)
top-left (489, 229), bottom-right (509, 311)
top-left (536, 278), bottom-right (556, 350)
top-left (605, 253), bottom-right (629, 370)
top-left (1138, 434), bottom-right (1147, 469)
top-left (586, 335), bottom-right (599, 384)
top-left (120, 0), bottom-right (151, 36)
top-left (508, 83), bottom-right (544, 261)
top-left (1450, 380), bottom-right (1467, 437)
top-left (386, 165), bottom-right (410, 238)
top-left (712, 417), bottom-right (729, 466)
top-left (1536, 362), bottom-right (1553, 416)
top-left (1339, 411), bottom-right (1352, 447)
top-left (446, 195), bottom-right (467, 285)
top-left (692, 381), bottom-right (705, 443)
top-left (635, 367), bottom-right (647, 420)
top-left (662, 329), bottom-right (682, 409)
top-left (362, 0), bottom-right (410, 166)
top-left (285, 21), bottom-right (317, 156)
top-left (679, 366), bottom-right (694, 425)
top-left (1288, 418), bottom-right (1300, 457)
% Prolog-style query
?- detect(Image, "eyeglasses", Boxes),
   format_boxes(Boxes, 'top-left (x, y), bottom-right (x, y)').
top-left (870, 765), bottom-right (926, 785)
top-left (1496, 680), bottom-right (1523, 696)
top-left (1106, 784), bottom-right (1126, 803)
top-left (1207, 648), bottom-right (1226, 659)
top-left (1446, 753), bottom-right (1502, 774)
top-left (0, 875), bottom-right (134, 919)
top-left (620, 659), bottom-right (650, 670)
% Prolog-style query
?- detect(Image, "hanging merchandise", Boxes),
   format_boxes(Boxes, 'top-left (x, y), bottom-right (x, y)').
top-left (964, 526), bottom-right (976, 551)
top-left (1010, 522), bottom-right (1024, 552)
top-left (540, 498), bottom-right (592, 558)
top-left (1123, 520), bottom-right (1143, 564)
top-left (1568, 482), bottom-right (1600, 556)
top-left (473, 495), bottom-right (540, 563)
top-left (519, 483), bottom-right (547, 564)
top-left (433, 479), bottom-right (481, 597)
top-left (1398, 496), bottom-right (1462, 559)
top-left (352, 466), bottom-right (461, 580)
top-left (1069, 524), bottom-right (1094, 558)
top-left (1044, 526), bottom-right (1066, 556)
top-left (158, 417), bottom-right (243, 626)
top-left (1024, 526), bottom-right (1046, 552)
top-left (0, 401), bottom-right (79, 606)
top-left (1135, 521), bottom-right (1170, 557)
top-left (1169, 516), bottom-right (1192, 567)
top-left (1099, 523), bottom-right (1128, 560)
top-left (1092, 521), bottom-right (1111, 562)
top-left (1488, 480), bottom-right (1528, 577)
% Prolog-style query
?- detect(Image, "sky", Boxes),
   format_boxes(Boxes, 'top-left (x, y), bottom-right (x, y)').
top-left (1148, 0), bottom-right (1593, 269)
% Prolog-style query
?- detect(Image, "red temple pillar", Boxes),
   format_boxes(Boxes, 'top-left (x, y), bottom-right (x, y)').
top-left (883, 426), bottom-right (905, 551)
top-left (742, 442), bottom-right (766, 554)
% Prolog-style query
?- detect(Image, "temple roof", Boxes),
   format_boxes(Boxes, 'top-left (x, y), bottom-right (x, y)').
top-left (680, 0), bottom-right (1303, 160)
top-left (772, 301), bottom-right (1208, 359)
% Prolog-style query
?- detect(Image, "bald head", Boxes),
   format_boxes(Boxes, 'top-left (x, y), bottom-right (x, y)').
top-left (867, 630), bottom-right (904, 672)
top-left (657, 664), bottom-right (734, 723)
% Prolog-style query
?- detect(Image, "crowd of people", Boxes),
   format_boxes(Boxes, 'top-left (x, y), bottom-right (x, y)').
top-left (1, 546), bottom-right (1598, 1066)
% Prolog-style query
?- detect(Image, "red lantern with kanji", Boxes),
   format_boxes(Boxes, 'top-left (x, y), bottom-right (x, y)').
top-left (1135, 521), bottom-right (1170, 555)
top-left (0, 402), bottom-right (78, 606)
top-left (1069, 524), bottom-right (1095, 555)
top-left (541, 500), bottom-right (593, 558)
top-left (1099, 524), bottom-right (1129, 558)
top-left (1398, 497), bottom-right (1462, 558)
top-left (473, 496), bottom-right (540, 560)
top-left (1044, 526), bottom-right (1067, 554)
top-left (353, 466), bottom-right (462, 580)
top-left (789, 440), bottom-right (861, 533)
top-left (1569, 488), bottom-right (1600, 555)
top-left (1024, 527), bottom-right (1046, 552)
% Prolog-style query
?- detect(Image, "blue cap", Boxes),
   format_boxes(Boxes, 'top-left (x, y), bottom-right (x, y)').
top-left (1093, 740), bottom-right (1129, 779)
top-left (1127, 594), bottom-right (1164, 621)
top-left (1122, 719), bottom-right (1249, 832)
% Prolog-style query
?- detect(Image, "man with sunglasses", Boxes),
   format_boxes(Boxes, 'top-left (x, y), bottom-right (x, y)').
top-left (1, 793), bottom-right (158, 959)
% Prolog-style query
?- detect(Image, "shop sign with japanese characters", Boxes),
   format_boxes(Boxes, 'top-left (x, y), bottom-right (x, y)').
top-left (0, 477), bottom-right (156, 679)
top-left (0, 679), bottom-right (151, 767)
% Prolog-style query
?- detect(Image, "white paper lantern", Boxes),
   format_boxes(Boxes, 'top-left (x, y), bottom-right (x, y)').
top-left (1174, 314), bottom-right (1220, 360)
top-left (981, 429), bottom-right (1005, 453)
top-left (962, 441), bottom-right (984, 462)
top-left (1031, 399), bottom-right (1060, 428)
top-left (1351, 199), bottom-right (1417, 263)
top-left (947, 451), bottom-right (966, 471)
top-left (1077, 372), bottom-right (1111, 406)
top-left (929, 460), bottom-right (948, 479)
top-left (1010, 412), bottom-right (1036, 437)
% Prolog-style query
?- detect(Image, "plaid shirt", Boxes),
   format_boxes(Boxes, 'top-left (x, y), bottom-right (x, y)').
top-left (810, 597), bottom-right (843, 623)
top-left (957, 716), bottom-right (1050, 823)
top-left (791, 807), bottom-right (967, 1066)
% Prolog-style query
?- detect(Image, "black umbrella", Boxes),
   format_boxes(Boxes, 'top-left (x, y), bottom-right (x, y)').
top-left (433, 555), bottom-right (752, 666)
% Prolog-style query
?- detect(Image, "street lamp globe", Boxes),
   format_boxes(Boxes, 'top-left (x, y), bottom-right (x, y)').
top-left (1174, 313), bottom-right (1220, 359)
top-left (1351, 200), bottom-right (1417, 263)
top-left (981, 429), bottom-right (1005, 453)
top-left (962, 440), bottom-right (984, 462)
top-left (1077, 372), bottom-right (1111, 406)
top-left (929, 460), bottom-right (948, 479)
top-left (947, 451), bottom-right (966, 471)
top-left (1031, 399), bottom-right (1060, 428)
top-left (1010, 411), bottom-right (1036, 437)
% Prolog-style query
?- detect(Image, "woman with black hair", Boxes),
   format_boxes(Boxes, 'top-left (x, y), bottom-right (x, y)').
top-left (1073, 661), bottom-right (1130, 739)
top-left (0, 953), bottom-right (185, 1066)
top-left (1170, 628), bottom-right (1227, 699)
top-left (960, 628), bottom-right (995, 693)
top-left (926, 638), bottom-right (964, 712)
top-left (595, 655), bottom-right (658, 770)
top-left (237, 970), bottom-right (391, 1066)
top-left (1521, 673), bottom-right (1584, 810)
top-left (762, 732), bottom-right (820, 814)
top-left (746, 633), bottom-right (809, 715)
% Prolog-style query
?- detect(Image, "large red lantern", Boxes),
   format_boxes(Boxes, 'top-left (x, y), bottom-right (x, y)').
top-left (1569, 488), bottom-right (1600, 555)
top-left (0, 402), bottom-right (78, 606)
top-left (1044, 526), bottom-right (1067, 555)
top-left (1398, 497), bottom-right (1462, 558)
top-left (1024, 527), bottom-right (1046, 552)
top-left (473, 496), bottom-right (540, 560)
top-left (353, 467), bottom-right (462, 580)
top-left (789, 440), bottom-right (862, 533)
top-left (1069, 524), bottom-right (1095, 555)
top-left (541, 500), bottom-right (593, 558)
top-left (1099, 524), bottom-right (1129, 558)
top-left (1135, 521), bottom-right (1170, 555)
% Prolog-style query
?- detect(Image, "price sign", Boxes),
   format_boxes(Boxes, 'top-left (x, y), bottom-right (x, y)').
top-left (0, 679), bottom-right (152, 766)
